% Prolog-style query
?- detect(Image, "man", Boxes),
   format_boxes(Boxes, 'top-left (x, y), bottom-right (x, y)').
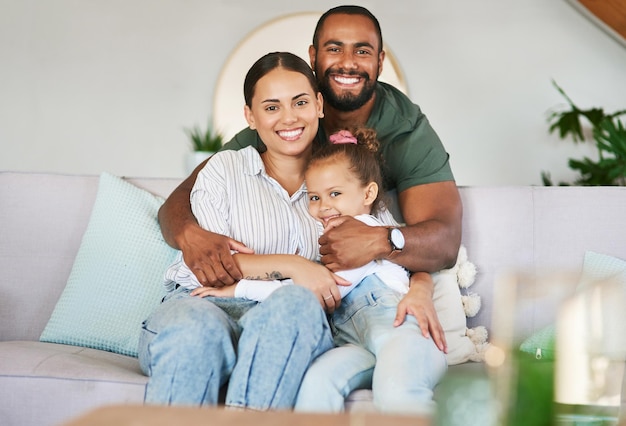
top-left (158, 5), bottom-right (462, 411)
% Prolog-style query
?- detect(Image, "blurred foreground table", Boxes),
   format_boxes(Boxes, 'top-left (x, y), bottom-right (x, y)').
top-left (62, 404), bottom-right (429, 426)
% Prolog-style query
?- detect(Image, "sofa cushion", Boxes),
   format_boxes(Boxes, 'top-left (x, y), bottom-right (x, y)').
top-left (40, 172), bottom-right (178, 357)
top-left (0, 341), bottom-right (146, 426)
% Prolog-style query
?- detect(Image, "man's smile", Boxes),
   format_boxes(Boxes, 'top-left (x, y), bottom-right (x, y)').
top-left (332, 75), bottom-right (361, 86)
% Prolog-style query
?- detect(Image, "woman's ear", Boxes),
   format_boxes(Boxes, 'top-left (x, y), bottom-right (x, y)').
top-left (364, 182), bottom-right (379, 207)
top-left (244, 105), bottom-right (256, 130)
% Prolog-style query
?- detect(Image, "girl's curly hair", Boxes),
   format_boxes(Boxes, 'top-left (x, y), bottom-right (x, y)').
top-left (308, 127), bottom-right (385, 215)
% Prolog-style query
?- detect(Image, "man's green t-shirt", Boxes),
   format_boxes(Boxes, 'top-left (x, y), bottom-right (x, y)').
top-left (220, 81), bottom-right (454, 193)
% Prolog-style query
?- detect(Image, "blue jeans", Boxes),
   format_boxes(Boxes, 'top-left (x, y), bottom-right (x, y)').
top-left (295, 275), bottom-right (447, 415)
top-left (138, 285), bottom-right (333, 410)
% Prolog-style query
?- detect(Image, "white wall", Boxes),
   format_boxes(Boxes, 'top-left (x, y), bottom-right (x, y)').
top-left (1, 0), bottom-right (625, 185)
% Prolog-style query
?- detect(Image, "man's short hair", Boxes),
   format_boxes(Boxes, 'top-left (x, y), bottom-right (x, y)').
top-left (312, 5), bottom-right (383, 53)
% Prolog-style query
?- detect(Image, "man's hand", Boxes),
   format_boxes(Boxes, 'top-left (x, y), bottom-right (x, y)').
top-left (319, 216), bottom-right (388, 272)
top-left (394, 272), bottom-right (447, 353)
top-left (179, 224), bottom-right (253, 288)
top-left (158, 157), bottom-right (255, 287)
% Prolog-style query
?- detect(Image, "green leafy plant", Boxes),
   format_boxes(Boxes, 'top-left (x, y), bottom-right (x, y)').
top-left (185, 120), bottom-right (224, 152)
top-left (542, 80), bottom-right (626, 186)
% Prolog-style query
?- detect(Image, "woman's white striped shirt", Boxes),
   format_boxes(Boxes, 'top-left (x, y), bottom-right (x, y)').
top-left (164, 146), bottom-right (321, 290)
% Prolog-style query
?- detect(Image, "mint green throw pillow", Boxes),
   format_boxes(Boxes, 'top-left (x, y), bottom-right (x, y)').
top-left (520, 324), bottom-right (556, 360)
top-left (576, 251), bottom-right (626, 292)
top-left (519, 251), bottom-right (626, 360)
top-left (40, 172), bottom-right (177, 357)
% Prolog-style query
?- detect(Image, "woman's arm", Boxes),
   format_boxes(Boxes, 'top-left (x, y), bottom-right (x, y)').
top-left (192, 253), bottom-right (350, 312)
top-left (192, 278), bottom-right (292, 302)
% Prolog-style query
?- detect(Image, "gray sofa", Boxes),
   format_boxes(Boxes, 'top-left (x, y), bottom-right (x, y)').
top-left (1, 171), bottom-right (625, 426)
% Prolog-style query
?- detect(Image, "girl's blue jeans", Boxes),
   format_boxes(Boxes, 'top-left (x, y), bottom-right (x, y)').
top-left (295, 274), bottom-right (448, 415)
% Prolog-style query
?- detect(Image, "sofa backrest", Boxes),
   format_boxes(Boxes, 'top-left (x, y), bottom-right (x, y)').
top-left (460, 186), bottom-right (626, 333)
top-left (0, 172), bottom-right (179, 342)
top-left (2, 171), bottom-right (626, 343)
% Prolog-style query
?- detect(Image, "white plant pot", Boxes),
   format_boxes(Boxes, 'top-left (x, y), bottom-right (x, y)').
top-left (185, 151), bottom-right (214, 175)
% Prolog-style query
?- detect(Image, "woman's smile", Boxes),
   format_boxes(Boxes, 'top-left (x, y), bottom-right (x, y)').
top-left (277, 127), bottom-right (304, 141)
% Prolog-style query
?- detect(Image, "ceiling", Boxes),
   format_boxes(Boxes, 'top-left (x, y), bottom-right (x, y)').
top-left (570, 0), bottom-right (626, 46)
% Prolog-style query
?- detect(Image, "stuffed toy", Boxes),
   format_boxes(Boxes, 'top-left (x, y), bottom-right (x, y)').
top-left (433, 245), bottom-right (490, 364)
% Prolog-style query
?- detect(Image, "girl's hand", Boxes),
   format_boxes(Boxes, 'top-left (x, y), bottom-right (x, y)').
top-left (394, 272), bottom-right (447, 353)
top-left (190, 283), bottom-right (236, 298)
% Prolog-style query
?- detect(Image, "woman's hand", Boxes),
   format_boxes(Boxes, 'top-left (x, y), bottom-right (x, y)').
top-left (226, 253), bottom-right (351, 313)
top-left (289, 258), bottom-right (351, 313)
top-left (179, 224), bottom-right (253, 288)
top-left (190, 283), bottom-right (236, 298)
top-left (394, 272), bottom-right (448, 353)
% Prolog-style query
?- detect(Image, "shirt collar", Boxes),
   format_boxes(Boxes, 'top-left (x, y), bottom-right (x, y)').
top-left (240, 145), bottom-right (265, 176)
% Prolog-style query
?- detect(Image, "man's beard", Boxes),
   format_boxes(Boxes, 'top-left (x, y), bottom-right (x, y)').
top-left (316, 65), bottom-right (377, 112)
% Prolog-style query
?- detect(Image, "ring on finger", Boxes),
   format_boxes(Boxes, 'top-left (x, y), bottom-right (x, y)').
top-left (323, 294), bottom-right (333, 301)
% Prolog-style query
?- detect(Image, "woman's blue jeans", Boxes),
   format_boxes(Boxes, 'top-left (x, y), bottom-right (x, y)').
top-left (295, 274), bottom-right (448, 415)
top-left (138, 285), bottom-right (333, 410)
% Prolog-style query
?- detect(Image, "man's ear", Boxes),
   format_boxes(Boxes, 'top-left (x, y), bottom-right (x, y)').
top-left (364, 182), bottom-right (379, 207)
top-left (316, 92), bottom-right (324, 118)
top-left (244, 105), bottom-right (256, 130)
top-left (377, 50), bottom-right (386, 78)
top-left (308, 44), bottom-right (317, 70)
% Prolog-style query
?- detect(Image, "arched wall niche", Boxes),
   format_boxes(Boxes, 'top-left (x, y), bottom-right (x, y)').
top-left (213, 12), bottom-right (407, 140)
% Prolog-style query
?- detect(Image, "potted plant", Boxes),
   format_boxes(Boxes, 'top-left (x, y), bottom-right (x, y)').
top-left (184, 119), bottom-right (224, 174)
top-left (542, 80), bottom-right (626, 186)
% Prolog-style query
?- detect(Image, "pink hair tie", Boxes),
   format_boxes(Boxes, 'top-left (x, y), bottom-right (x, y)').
top-left (329, 130), bottom-right (357, 145)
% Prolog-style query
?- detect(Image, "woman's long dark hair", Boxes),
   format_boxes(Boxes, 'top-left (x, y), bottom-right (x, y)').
top-left (243, 52), bottom-right (319, 107)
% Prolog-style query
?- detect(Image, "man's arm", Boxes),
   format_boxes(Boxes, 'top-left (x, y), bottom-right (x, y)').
top-left (394, 180), bottom-right (462, 271)
top-left (158, 158), bottom-right (252, 287)
top-left (319, 180), bottom-right (462, 273)
top-left (158, 160), bottom-right (205, 249)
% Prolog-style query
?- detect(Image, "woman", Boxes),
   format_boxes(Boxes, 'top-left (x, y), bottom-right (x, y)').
top-left (138, 52), bottom-right (345, 410)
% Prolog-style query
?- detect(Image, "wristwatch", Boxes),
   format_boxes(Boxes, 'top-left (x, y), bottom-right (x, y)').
top-left (388, 227), bottom-right (405, 256)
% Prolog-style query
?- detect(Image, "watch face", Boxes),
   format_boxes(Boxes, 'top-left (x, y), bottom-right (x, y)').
top-left (391, 228), bottom-right (405, 250)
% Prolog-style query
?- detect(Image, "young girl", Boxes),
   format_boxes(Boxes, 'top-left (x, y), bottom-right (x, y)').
top-left (300, 127), bottom-right (446, 415)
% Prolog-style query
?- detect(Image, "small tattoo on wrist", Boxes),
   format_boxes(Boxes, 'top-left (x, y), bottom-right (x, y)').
top-left (244, 271), bottom-right (285, 281)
